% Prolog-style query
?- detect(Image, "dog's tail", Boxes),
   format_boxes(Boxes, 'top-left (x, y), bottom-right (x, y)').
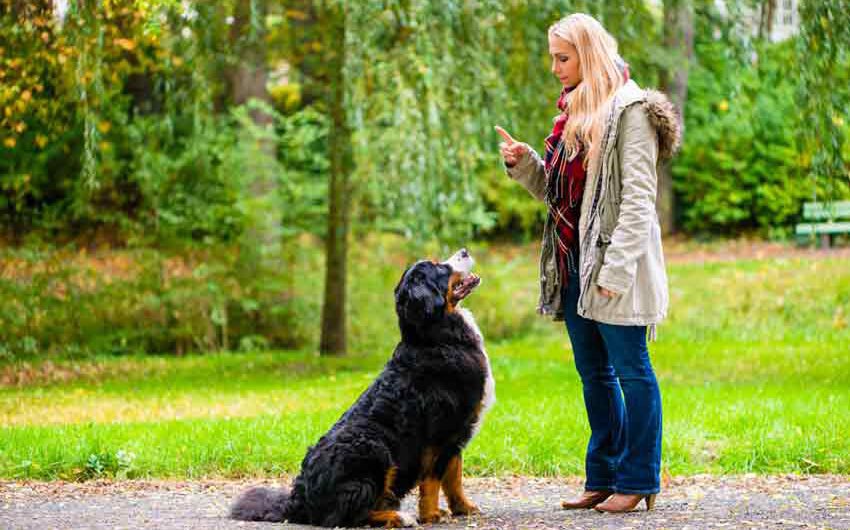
top-left (229, 486), bottom-right (297, 522)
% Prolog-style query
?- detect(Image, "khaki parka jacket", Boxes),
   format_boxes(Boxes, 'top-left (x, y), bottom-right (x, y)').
top-left (506, 80), bottom-right (681, 330)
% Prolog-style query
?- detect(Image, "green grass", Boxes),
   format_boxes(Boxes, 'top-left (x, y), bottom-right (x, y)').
top-left (1, 246), bottom-right (848, 480)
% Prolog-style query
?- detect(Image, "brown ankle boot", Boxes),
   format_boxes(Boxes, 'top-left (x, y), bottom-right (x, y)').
top-left (561, 490), bottom-right (614, 510)
top-left (593, 493), bottom-right (657, 512)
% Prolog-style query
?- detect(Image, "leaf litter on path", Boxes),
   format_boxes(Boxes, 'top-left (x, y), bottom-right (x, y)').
top-left (1, 475), bottom-right (848, 530)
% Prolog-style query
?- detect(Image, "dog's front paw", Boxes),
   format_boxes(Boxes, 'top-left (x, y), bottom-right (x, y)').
top-left (393, 511), bottom-right (418, 527)
top-left (450, 501), bottom-right (480, 516)
top-left (418, 508), bottom-right (450, 524)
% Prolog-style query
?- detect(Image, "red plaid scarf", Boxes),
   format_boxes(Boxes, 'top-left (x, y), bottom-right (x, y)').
top-left (544, 86), bottom-right (585, 281)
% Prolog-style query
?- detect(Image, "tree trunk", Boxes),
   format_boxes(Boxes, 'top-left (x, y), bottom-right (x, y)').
top-left (658, 0), bottom-right (693, 235)
top-left (230, 0), bottom-right (272, 115)
top-left (229, 0), bottom-right (281, 272)
top-left (759, 0), bottom-right (777, 40)
top-left (319, 2), bottom-right (351, 355)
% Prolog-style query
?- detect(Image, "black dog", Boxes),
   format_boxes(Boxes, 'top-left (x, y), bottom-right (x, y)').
top-left (230, 249), bottom-right (493, 527)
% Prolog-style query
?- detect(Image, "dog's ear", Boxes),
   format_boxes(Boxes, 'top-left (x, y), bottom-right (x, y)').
top-left (398, 283), bottom-right (444, 323)
top-left (395, 267), bottom-right (445, 324)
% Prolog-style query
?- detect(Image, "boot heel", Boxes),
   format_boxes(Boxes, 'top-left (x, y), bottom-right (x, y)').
top-left (644, 494), bottom-right (657, 511)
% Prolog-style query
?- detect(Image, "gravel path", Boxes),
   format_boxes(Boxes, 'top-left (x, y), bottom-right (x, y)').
top-left (2, 475), bottom-right (848, 530)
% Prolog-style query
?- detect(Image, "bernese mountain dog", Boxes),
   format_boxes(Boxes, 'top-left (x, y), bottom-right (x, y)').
top-left (230, 248), bottom-right (494, 527)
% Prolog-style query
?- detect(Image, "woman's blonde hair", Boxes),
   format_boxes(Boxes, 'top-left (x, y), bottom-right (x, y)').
top-left (548, 13), bottom-right (625, 170)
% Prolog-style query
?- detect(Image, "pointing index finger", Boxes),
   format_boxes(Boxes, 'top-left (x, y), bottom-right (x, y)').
top-left (494, 126), bottom-right (515, 145)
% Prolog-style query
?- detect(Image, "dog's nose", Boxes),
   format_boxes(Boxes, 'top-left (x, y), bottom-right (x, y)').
top-left (459, 248), bottom-right (469, 258)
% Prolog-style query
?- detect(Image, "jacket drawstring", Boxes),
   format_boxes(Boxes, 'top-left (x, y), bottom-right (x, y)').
top-left (647, 323), bottom-right (657, 342)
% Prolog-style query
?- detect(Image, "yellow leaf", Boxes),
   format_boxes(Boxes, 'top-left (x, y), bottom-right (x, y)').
top-left (3, 137), bottom-right (16, 148)
top-left (98, 121), bottom-right (112, 133)
top-left (718, 99), bottom-right (729, 112)
top-left (114, 38), bottom-right (136, 51)
top-left (35, 134), bottom-right (48, 148)
top-left (286, 9), bottom-right (309, 21)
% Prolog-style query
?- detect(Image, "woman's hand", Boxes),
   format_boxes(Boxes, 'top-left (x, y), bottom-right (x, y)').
top-left (597, 286), bottom-right (618, 298)
top-left (495, 125), bottom-right (529, 167)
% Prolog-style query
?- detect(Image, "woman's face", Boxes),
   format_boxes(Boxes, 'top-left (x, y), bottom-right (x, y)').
top-left (549, 34), bottom-right (582, 88)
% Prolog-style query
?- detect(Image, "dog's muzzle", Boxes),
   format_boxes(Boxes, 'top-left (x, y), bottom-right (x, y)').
top-left (443, 248), bottom-right (481, 300)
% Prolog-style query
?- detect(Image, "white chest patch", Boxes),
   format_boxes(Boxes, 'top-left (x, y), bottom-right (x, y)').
top-left (457, 308), bottom-right (495, 440)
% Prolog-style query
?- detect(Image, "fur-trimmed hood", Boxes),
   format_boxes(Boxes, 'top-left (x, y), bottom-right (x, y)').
top-left (643, 89), bottom-right (682, 160)
top-left (612, 80), bottom-right (682, 160)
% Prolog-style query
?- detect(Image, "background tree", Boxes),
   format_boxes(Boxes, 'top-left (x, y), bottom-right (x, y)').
top-left (318, 1), bottom-right (351, 355)
top-left (658, 0), bottom-right (694, 234)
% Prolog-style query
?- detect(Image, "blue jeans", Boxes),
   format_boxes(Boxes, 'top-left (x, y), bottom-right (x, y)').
top-left (561, 271), bottom-right (662, 494)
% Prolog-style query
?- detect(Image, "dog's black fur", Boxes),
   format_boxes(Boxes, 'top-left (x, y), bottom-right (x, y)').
top-left (230, 259), bottom-right (490, 527)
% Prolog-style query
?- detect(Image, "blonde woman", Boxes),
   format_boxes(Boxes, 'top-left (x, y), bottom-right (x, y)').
top-left (496, 13), bottom-right (680, 512)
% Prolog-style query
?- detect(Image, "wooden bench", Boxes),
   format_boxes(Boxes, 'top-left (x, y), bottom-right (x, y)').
top-left (795, 200), bottom-right (850, 247)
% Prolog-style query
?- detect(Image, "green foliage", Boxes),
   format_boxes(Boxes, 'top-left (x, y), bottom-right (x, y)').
top-left (0, 245), bottom-right (315, 360)
top-left (126, 114), bottom-right (245, 245)
top-left (671, 1), bottom-right (850, 236)
top-left (673, 36), bottom-right (810, 235)
top-left (277, 106), bottom-right (329, 237)
top-left (0, 1), bottom-right (77, 236)
top-left (343, 1), bottom-right (506, 244)
top-left (5, 1), bottom-right (844, 245)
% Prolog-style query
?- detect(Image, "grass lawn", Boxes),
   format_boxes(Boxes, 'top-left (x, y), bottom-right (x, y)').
top-left (1, 245), bottom-right (848, 480)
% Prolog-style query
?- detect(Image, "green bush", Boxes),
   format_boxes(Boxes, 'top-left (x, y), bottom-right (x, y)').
top-left (675, 38), bottom-right (788, 235)
top-left (673, 33), bottom-right (848, 236)
top-left (0, 245), bottom-right (315, 361)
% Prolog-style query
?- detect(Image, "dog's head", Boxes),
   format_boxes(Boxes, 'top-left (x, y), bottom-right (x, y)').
top-left (394, 249), bottom-right (481, 341)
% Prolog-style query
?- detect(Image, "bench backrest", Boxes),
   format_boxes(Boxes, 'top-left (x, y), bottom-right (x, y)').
top-left (802, 201), bottom-right (850, 220)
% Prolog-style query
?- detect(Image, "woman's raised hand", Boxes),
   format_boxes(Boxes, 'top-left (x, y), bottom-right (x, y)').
top-left (495, 126), bottom-right (529, 167)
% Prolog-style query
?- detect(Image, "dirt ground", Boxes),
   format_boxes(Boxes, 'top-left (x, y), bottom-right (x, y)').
top-left (2, 474), bottom-right (848, 530)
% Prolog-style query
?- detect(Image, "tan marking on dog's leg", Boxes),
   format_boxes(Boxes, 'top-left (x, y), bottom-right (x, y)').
top-left (416, 448), bottom-right (447, 523)
top-left (418, 477), bottom-right (446, 524)
top-left (374, 466), bottom-right (401, 511)
top-left (441, 454), bottom-right (480, 516)
top-left (384, 466), bottom-right (398, 496)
